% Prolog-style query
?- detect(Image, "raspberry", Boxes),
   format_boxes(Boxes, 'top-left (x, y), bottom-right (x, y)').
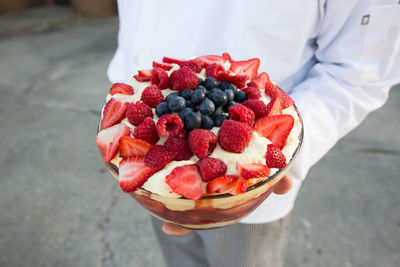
top-left (227, 74), bottom-right (248, 88)
top-left (243, 99), bottom-right (268, 119)
top-left (144, 145), bottom-right (177, 170)
top-left (169, 66), bottom-right (199, 91)
top-left (265, 144), bottom-right (287, 169)
top-left (205, 63), bottom-right (225, 79)
top-left (126, 101), bottom-right (153, 126)
top-left (197, 157), bottom-right (227, 182)
top-left (140, 85), bottom-right (164, 108)
top-left (241, 87), bottom-right (261, 99)
top-left (133, 117), bottom-right (159, 145)
top-left (180, 60), bottom-right (204, 73)
top-left (156, 114), bottom-right (185, 138)
top-left (151, 67), bottom-right (169, 89)
top-left (188, 129), bottom-right (217, 159)
top-left (218, 120), bottom-right (252, 153)
top-left (164, 137), bottom-right (193, 161)
top-left (228, 104), bottom-right (255, 126)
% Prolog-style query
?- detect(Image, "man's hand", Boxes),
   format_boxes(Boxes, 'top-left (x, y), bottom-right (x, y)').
top-left (162, 175), bottom-right (293, 236)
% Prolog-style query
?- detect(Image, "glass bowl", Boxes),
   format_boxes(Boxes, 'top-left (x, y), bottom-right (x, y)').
top-left (100, 104), bottom-right (303, 230)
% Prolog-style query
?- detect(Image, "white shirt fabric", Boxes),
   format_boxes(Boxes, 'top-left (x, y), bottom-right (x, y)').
top-left (108, 0), bottom-right (400, 224)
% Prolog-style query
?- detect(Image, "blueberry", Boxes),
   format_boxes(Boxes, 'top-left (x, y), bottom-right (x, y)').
top-left (198, 77), bottom-right (204, 86)
top-left (178, 107), bottom-right (193, 120)
top-left (224, 89), bottom-right (235, 102)
top-left (185, 100), bottom-right (196, 110)
top-left (165, 92), bottom-right (180, 104)
top-left (201, 115), bottom-right (214, 130)
top-left (213, 115), bottom-right (228, 127)
top-left (192, 88), bottom-right (206, 105)
top-left (168, 96), bottom-right (186, 112)
top-left (219, 81), bottom-right (237, 92)
top-left (184, 112), bottom-right (202, 130)
top-left (198, 98), bottom-right (215, 115)
top-left (181, 89), bottom-right (194, 100)
top-left (155, 102), bottom-right (170, 117)
top-left (195, 85), bottom-right (208, 95)
top-left (208, 88), bottom-right (228, 107)
top-left (223, 101), bottom-right (237, 113)
top-left (211, 106), bottom-right (224, 119)
top-left (234, 91), bottom-right (247, 103)
top-left (204, 77), bottom-right (219, 90)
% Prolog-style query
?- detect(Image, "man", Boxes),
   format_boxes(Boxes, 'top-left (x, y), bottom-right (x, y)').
top-left (108, 0), bottom-right (400, 266)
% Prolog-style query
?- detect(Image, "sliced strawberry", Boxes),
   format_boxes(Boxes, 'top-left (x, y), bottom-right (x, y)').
top-left (96, 123), bottom-right (130, 163)
top-left (253, 115), bottom-right (294, 149)
top-left (265, 144), bottom-right (287, 169)
top-left (119, 157), bottom-right (156, 193)
top-left (119, 136), bottom-right (152, 158)
top-left (206, 175), bottom-right (237, 194)
top-left (165, 164), bottom-right (203, 200)
top-left (229, 58), bottom-right (260, 80)
top-left (101, 98), bottom-right (128, 130)
top-left (237, 163), bottom-right (270, 179)
top-left (133, 74), bottom-right (151, 82)
top-left (265, 82), bottom-right (294, 109)
top-left (162, 56), bottom-right (184, 65)
top-left (247, 72), bottom-right (270, 89)
top-left (265, 93), bottom-right (283, 116)
top-left (138, 69), bottom-right (152, 77)
top-left (278, 88), bottom-right (295, 109)
top-left (194, 55), bottom-right (227, 67)
top-left (109, 83), bottom-right (134, 95)
top-left (153, 61), bottom-right (173, 70)
top-left (230, 177), bottom-right (248, 195)
top-left (222, 52), bottom-right (232, 61)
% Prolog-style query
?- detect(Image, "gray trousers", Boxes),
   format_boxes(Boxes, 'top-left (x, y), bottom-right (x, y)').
top-left (151, 214), bottom-right (291, 267)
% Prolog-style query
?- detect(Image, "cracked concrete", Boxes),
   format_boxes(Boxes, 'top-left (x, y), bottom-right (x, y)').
top-left (0, 6), bottom-right (399, 267)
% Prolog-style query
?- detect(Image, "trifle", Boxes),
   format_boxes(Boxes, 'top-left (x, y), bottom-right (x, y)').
top-left (96, 53), bottom-right (303, 229)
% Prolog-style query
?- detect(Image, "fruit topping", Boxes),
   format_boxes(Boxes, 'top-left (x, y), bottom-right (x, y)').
top-left (265, 93), bottom-right (283, 116)
top-left (194, 55), bottom-right (227, 67)
top-left (207, 88), bottom-right (228, 107)
top-left (133, 117), bottom-right (159, 145)
top-left (197, 157), bottom-right (227, 182)
top-left (101, 98), bottom-right (128, 130)
top-left (218, 120), bottom-right (252, 153)
top-left (119, 156), bottom-right (157, 193)
top-left (253, 114), bottom-right (294, 149)
top-left (229, 58), bottom-right (260, 80)
top-left (178, 107), bottom-right (193, 120)
top-left (164, 137), bottom-right (193, 161)
top-left (144, 145), bottom-right (177, 170)
top-left (237, 163), bottom-right (270, 179)
top-left (138, 69), bottom-right (152, 77)
top-left (165, 164), bottom-right (203, 200)
top-left (133, 74), bottom-right (151, 82)
top-left (168, 96), bottom-right (186, 112)
top-left (153, 61), bottom-right (173, 70)
top-left (96, 123), bottom-right (130, 163)
top-left (191, 87), bottom-right (207, 104)
top-left (180, 59), bottom-right (204, 73)
top-left (205, 63), bottom-right (225, 79)
top-left (140, 85), bottom-right (164, 108)
top-left (222, 52), bottom-right (232, 61)
top-left (265, 144), bottom-right (287, 169)
top-left (169, 66), bottom-right (199, 91)
top-left (151, 67), bottom-right (169, 89)
top-left (206, 175), bottom-right (237, 193)
top-left (228, 104), bottom-right (255, 126)
top-left (265, 82), bottom-right (294, 109)
top-left (155, 102), bottom-right (170, 117)
top-left (180, 89), bottom-right (194, 100)
top-left (162, 56), bottom-right (184, 65)
top-left (201, 115), bottom-right (214, 130)
top-left (183, 112), bottom-right (202, 130)
top-left (203, 77), bottom-right (219, 90)
top-left (126, 101), bottom-right (153, 126)
top-left (198, 98), bottom-right (216, 115)
top-left (156, 114), bottom-right (185, 138)
top-left (213, 115), bottom-right (228, 127)
top-left (243, 99), bottom-right (268, 119)
top-left (119, 136), bottom-right (152, 158)
top-left (234, 90), bottom-right (248, 103)
top-left (188, 129), bottom-right (217, 159)
top-left (219, 81), bottom-right (237, 92)
top-left (217, 72), bottom-right (248, 88)
top-left (230, 177), bottom-right (248, 195)
top-left (109, 83), bottom-right (134, 95)
top-left (247, 72), bottom-right (270, 89)
top-left (241, 87), bottom-right (261, 99)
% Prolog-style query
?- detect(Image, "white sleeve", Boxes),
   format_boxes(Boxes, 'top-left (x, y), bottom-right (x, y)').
top-left (289, 0), bottom-right (400, 181)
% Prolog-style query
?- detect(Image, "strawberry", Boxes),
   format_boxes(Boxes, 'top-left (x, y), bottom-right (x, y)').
top-left (229, 58), bottom-right (260, 80)
top-left (247, 72), bottom-right (270, 89)
top-left (169, 66), bottom-right (199, 91)
top-left (205, 63), bottom-right (225, 79)
top-left (243, 99), bottom-right (268, 119)
top-left (96, 123), bottom-right (130, 163)
top-left (230, 177), bottom-right (248, 195)
top-left (162, 56), bottom-right (184, 65)
top-left (101, 98), bottom-right (128, 130)
top-left (144, 145), bottom-right (177, 170)
top-left (153, 61), bottom-right (173, 70)
top-left (253, 115), bottom-right (294, 149)
top-left (265, 82), bottom-right (295, 109)
top-left (119, 156), bottom-right (157, 193)
top-left (222, 52), bottom-right (232, 61)
top-left (133, 74), bottom-right (151, 82)
top-left (140, 85), bottom-right (164, 108)
top-left (265, 93), bottom-right (283, 116)
top-left (164, 137), bottom-right (193, 161)
top-left (138, 69), bottom-right (152, 77)
top-left (133, 117), bottom-right (159, 145)
top-left (265, 144), bottom-right (287, 169)
top-left (197, 157), bottom-right (227, 182)
top-left (206, 175), bottom-right (237, 193)
top-left (151, 67), bottom-right (169, 89)
top-left (126, 101), bottom-right (153, 126)
top-left (241, 87), bottom-right (262, 99)
top-left (194, 55), bottom-right (227, 67)
top-left (156, 114), bottom-right (185, 138)
top-left (228, 104), bottom-right (255, 126)
top-left (165, 164), bottom-right (203, 200)
top-left (226, 73), bottom-right (248, 89)
top-left (218, 120), bottom-right (252, 153)
top-left (109, 83), bottom-right (134, 95)
top-left (237, 163), bottom-right (270, 179)
top-left (119, 136), bottom-right (152, 158)
top-left (188, 129), bottom-right (217, 159)
top-left (180, 60), bottom-right (204, 73)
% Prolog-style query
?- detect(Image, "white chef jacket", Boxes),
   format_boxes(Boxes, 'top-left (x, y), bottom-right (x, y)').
top-left (107, 0), bottom-right (400, 224)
